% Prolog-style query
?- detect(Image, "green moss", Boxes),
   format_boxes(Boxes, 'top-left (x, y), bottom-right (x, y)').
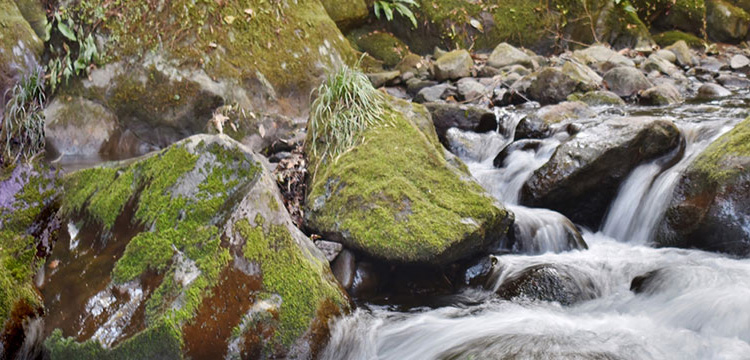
top-left (0, 0), bottom-right (43, 77)
top-left (237, 218), bottom-right (345, 346)
top-left (70, 0), bottom-right (357, 94)
top-left (307, 100), bottom-right (508, 264)
top-left (653, 30), bottom-right (707, 48)
top-left (320, 0), bottom-right (368, 30)
top-left (45, 320), bottom-right (182, 360)
top-left (351, 29), bottom-right (412, 67)
top-left (691, 116), bottom-right (750, 184)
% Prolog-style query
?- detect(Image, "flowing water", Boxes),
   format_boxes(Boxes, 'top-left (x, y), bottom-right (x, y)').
top-left (322, 98), bottom-right (750, 359)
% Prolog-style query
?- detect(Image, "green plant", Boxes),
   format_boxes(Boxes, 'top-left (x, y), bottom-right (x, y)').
top-left (1, 66), bottom-right (46, 164)
top-left (308, 64), bottom-right (387, 163)
top-left (374, 0), bottom-right (420, 28)
top-left (44, 11), bottom-right (99, 93)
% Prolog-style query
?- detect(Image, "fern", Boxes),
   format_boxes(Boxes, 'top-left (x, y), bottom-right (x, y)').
top-left (374, 0), bottom-right (420, 28)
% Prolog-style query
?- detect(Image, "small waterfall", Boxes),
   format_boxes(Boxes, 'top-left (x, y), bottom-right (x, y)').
top-left (509, 205), bottom-right (586, 254)
top-left (602, 122), bottom-right (735, 244)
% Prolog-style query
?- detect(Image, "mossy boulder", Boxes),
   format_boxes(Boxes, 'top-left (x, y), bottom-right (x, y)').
top-left (0, 0), bottom-right (43, 114)
top-left (521, 117), bottom-right (682, 228)
top-left (654, 31), bottom-right (708, 49)
top-left (706, 0), bottom-right (750, 42)
top-left (48, 0), bottom-right (358, 157)
top-left (12, 0), bottom-right (47, 38)
top-left (305, 98), bottom-right (513, 265)
top-left (320, 0), bottom-right (369, 31)
top-left (631, 0), bottom-right (706, 36)
top-left (42, 135), bottom-right (349, 359)
top-left (350, 29), bottom-right (412, 67)
top-left (0, 163), bottom-right (60, 357)
top-left (656, 117), bottom-right (750, 257)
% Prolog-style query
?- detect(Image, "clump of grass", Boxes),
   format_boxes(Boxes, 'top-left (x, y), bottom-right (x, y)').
top-left (308, 64), bottom-right (387, 163)
top-left (1, 66), bottom-right (46, 165)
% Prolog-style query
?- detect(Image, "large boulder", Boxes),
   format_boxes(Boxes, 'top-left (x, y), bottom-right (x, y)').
top-left (305, 95), bottom-right (512, 265)
top-left (44, 97), bottom-right (119, 158)
top-left (46, 0), bottom-right (359, 158)
top-left (0, 0), bottom-right (43, 116)
top-left (0, 163), bottom-right (59, 358)
top-left (603, 66), bottom-right (653, 97)
top-left (521, 117), bottom-right (682, 227)
top-left (43, 135), bottom-right (349, 358)
top-left (706, 0), bottom-right (750, 42)
top-left (656, 117), bottom-right (750, 257)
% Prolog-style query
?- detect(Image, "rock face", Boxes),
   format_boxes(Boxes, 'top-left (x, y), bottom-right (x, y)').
top-left (46, 0), bottom-right (358, 158)
top-left (424, 103), bottom-right (497, 145)
top-left (706, 0), bottom-right (750, 42)
top-left (43, 135), bottom-right (348, 358)
top-left (656, 117), bottom-right (750, 257)
top-left (306, 98), bottom-right (513, 265)
top-left (434, 50), bottom-right (473, 81)
top-left (522, 117), bottom-right (682, 227)
top-left (0, 0), bottom-right (43, 115)
top-left (494, 264), bottom-right (599, 306)
top-left (0, 163), bottom-right (59, 358)
top-left (603, 66), bottom-right (653, 97)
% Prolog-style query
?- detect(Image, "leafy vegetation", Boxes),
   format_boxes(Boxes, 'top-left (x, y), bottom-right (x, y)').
top-left (44, 10), bottom-right (99, 93)
top-left (308, 64), bottom-right (388, 164)
top-left (374, 0), bottom-right (420, 28)
top-left (1, 66), bottom-right (46, 164)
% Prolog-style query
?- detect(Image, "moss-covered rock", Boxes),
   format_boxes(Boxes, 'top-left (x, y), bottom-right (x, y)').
top-left (433, 49), bottom-right (473, 81)
top-left (12, 0), bottom-right (47, 38)
top-left (631, 0), bottom-right (706, 36)
top-left (43, 134), bottom-right (349, 359)
top-left (321, 0), bottom-right (369, 31)
top-left (567, 90), bottom-right (626, 106)
top-left (0, 162), bottom-right (60, 357)
top-left (305, 97), bottom-right (513, 265)
top-left (0, 0), bottom-right (43, 114)
top-left (350, 29), bottom-right (412, 67)
top-left (48, 0), bottom-right (359, 157)
top-left (706, 0), bottom-right (750, 42)
top-left (656, 117), bottom-right (750, 257)
top-left (653, 31), bottom-right (708, 48)
top-left (44, 96), bottom-right (119, 157)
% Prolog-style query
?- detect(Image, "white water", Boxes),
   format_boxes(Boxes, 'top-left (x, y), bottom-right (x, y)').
top-left (323, 100), bottom-right (750, 360)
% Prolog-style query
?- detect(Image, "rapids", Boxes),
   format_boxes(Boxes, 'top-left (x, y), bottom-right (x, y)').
top-left (321, 96), bottom-right (750, 360)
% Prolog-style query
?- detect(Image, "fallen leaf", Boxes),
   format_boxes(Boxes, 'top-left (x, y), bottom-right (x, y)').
top-left (224, 15), bottom-right (236, 24)
top-left (469, 19), bottom-right (484, 33)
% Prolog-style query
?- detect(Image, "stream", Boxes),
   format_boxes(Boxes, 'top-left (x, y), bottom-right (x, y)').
top-left (321, 96), bottom-right (750, 359)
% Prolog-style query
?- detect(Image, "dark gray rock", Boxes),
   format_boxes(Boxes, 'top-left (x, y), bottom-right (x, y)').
top-left (424, 102), bottom-right (497, 145)
top-left (413, 83), bottom-right (457, 103)
top-left (315, 240), bottom-right (344, 262)
top-left (495, 264), bottom-right (599, 306)
top-left (332, 249), bottom-right (356, 290)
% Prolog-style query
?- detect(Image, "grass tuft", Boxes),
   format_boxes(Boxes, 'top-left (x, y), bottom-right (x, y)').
top-left (1, 66), bottom-right (46, 165)
top-left (308, 64), bottom-right (387, 163)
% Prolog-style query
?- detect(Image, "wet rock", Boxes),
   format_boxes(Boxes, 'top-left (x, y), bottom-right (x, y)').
top-left (717, 74), bottom-right (750, 89)
top-left (656, 117), bottom-right (750, 257)
top-left (43, 135), bottom-right (349, 358)
top-left (306, 97), bottom-right (512, 265)
top-left (367, 71), bottom-right (401, 88)
top-left (568, 90), bottom-right (626, 106)
top-left (44, 97), bottom-right (118, 158)
top-left (699, 57), bottom-right (729, 73)
top-left (487, 43), bottom-right (533, 69)
top-left (573, 45), bottom-right (635, 68)
top-left (332, 250), bottom-right (356, 290)
top-left (706, 0), bottom-right (750, 43)
top-left (603, 66), bottom-right (653, 97)
top-left (630, 268), bottom-right (666, 294)
top-left (731, 54), bottom-right (750, 69)
top-left (0, 162), bottom-right (59, 356)
top-left (424, 102), bottom-right (497, 145)
top-left (508, 207), bottom-right (588, 254)
top-left (697, 83), bottom-right (733, 99)
top-left (434, 50), bottom-right (473, 81)
top-left (495, 264), bottom-right (599, 306)
top-left (514, 101), bottom-right (595, 141)
top-left (315, 240), bottom-right (344, 262)
top-left (639, 83), bottom-right (684, 105)
top-left (493, 139), bottom-right (544, 167)
top-left (456, 78), bottom-right (489, 103)
top-left (414, 83), bottom-right (457, 103)
top-left (462, 255), bottom-right (495, 287)
top-left (665, 40), bottom-right (697, 67)
top-left (522, 117), bottom-right (682, 228)
top-left (350, 261), bottom-right (381, 299)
